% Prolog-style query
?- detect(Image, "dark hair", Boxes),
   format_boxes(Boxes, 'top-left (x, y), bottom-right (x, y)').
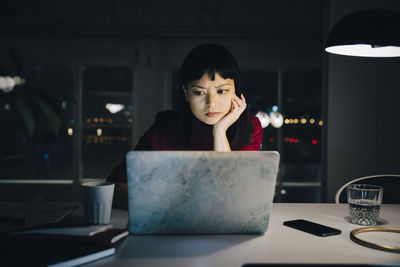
top-left (177, 43), bottom-right (253, 150)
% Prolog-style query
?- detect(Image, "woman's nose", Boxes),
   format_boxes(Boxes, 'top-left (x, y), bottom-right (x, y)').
top-left (206, 93), bottom-right (217, 107)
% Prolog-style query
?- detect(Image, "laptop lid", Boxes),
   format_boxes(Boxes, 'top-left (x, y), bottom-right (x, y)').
top-left (126, 151), bottom-right (279, 234)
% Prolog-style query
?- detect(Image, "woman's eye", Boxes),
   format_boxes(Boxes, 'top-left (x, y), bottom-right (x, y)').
top-left (193, 91), bottom-right (205, 96)
top-left (217, 89), bottom-right (228, 94)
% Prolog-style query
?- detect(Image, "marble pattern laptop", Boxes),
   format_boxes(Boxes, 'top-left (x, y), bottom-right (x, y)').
top-left (126, 151), bottom-right (280, 234)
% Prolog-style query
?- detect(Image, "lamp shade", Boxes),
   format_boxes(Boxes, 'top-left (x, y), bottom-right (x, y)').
top-left (325, 9), bottom-right (400, 57)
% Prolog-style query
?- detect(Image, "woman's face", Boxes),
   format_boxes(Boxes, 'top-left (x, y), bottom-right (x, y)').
top-left (185, 72), bottom-right (236, 125)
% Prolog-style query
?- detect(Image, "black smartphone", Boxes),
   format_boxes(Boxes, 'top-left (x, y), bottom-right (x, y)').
top-left (283, 219), bottom-right (341, 237)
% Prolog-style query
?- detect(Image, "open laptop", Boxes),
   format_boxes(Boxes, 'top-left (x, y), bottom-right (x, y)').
top-left (126, 151), bottom-right (280, 234)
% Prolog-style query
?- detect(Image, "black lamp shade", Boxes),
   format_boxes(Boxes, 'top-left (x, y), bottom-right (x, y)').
top-left (325, 9), bottom-right (400, 57)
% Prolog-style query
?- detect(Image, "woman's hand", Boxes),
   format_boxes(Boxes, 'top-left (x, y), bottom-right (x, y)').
top-left (213, 93), bottom-right (247, 134)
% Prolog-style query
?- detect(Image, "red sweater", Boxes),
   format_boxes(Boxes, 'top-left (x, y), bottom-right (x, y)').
top-left (107, 114), bottom-right (263, 183)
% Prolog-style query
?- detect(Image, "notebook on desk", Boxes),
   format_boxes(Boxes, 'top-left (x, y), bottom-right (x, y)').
top-left (126, 151), bottom-right (280, 234)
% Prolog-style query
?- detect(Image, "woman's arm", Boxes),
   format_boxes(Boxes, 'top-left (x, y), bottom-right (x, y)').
top-left (213, 94), bottom-right (247, 151)
top-left (213, 127), bottom-right (232, 151)
top-left (240, 116), bottom-right (263, 151)
top-left (107, 112), bottom-right (172, 210)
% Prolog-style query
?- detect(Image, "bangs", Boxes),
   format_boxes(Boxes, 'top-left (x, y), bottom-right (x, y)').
top-left (184, 66), bottom-right (236, 84)
top-left (180, 43), bottom-right (240, 88)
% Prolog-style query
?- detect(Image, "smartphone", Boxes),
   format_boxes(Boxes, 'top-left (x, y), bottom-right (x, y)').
top-left (283, 219), bottom-right (341, 237)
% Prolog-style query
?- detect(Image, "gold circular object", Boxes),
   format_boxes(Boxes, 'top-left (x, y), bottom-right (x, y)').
top-left (350, 227), bottom-right (400, 253)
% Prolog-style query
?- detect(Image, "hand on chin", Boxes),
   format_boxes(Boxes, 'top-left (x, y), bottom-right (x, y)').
top-left (213, 94), bottom-right (246, 133)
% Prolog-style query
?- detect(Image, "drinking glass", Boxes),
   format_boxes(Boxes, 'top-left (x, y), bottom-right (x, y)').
top-left (347, 184), bottom-right (383, 226)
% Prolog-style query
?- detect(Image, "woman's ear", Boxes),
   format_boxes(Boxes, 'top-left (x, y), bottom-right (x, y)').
top-left (182, 85), bottom-right (189, 102)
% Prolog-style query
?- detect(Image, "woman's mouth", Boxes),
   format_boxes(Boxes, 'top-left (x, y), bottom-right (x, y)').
top-left (205, 112), bottom-right (221, 117)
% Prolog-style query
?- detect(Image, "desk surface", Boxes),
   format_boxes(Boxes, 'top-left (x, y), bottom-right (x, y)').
top-left (89, 203), bottom-right (400, 267)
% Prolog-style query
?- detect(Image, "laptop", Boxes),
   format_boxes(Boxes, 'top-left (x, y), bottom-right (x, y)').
top-left (126, 151), bottom-right (280, 234)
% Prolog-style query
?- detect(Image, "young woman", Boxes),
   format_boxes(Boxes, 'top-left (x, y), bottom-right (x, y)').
top-left (107, 43), bottom-right (263, 209)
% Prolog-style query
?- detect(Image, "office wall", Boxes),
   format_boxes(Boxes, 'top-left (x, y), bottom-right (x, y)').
top-left (326, 0), bottom-right (400, 202)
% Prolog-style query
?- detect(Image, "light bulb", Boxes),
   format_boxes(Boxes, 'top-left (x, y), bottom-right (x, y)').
top-left (270, 111), bottom-right (284, 128)
top-left (106, 103), bottom-right (125, 114)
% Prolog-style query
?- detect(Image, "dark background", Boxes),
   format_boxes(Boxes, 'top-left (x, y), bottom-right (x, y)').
top-left (0, 0), bottom-right (399, 202)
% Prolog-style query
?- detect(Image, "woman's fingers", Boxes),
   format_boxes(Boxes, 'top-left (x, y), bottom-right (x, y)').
top-left (232, 94), bottom-right (246, 110)
top-left (230, 94), bottom-right (246, 121)
top-left (241, 93), bottom-right (246, 104)
top-left (214, 94), bottom-right (247, 132)
top-left (232, 97), bottom-right (239, 109)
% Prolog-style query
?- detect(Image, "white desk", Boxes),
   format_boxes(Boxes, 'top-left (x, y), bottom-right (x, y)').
top-left (90, 204), bottom-right (400, 266)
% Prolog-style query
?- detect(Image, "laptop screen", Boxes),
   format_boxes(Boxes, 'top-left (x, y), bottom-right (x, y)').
top-left (126, 151), bottom-right (279, 234)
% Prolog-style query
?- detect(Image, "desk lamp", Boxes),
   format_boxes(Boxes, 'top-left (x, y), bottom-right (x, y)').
top-left (325, 9), bottom-right (400, 57)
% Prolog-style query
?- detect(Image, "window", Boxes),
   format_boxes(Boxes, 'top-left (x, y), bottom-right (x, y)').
top-left (0, 66), bottom-right (74, 181)
top-left (243, 69), bottom-right (323, 202)
top-left (280, 69), bottom-right (323, 202)
top-left (0, 65), bottom-right (133, 200)
top-left (82, 66), bottom-right (132, 180)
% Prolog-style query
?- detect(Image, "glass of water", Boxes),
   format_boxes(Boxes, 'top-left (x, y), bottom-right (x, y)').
top-left (347, 184), bottom-right (383, 226)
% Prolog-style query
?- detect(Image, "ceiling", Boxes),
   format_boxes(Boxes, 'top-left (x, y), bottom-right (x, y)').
top-left (0, 0), bottom-right (324, 39)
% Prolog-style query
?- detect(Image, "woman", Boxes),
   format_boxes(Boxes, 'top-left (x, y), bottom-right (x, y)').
top-left (108, 43), bottom-right (263, 209)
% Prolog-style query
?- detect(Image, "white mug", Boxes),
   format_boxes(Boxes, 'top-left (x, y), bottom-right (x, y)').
top-left (81, 182), bottom-right (115, 225)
